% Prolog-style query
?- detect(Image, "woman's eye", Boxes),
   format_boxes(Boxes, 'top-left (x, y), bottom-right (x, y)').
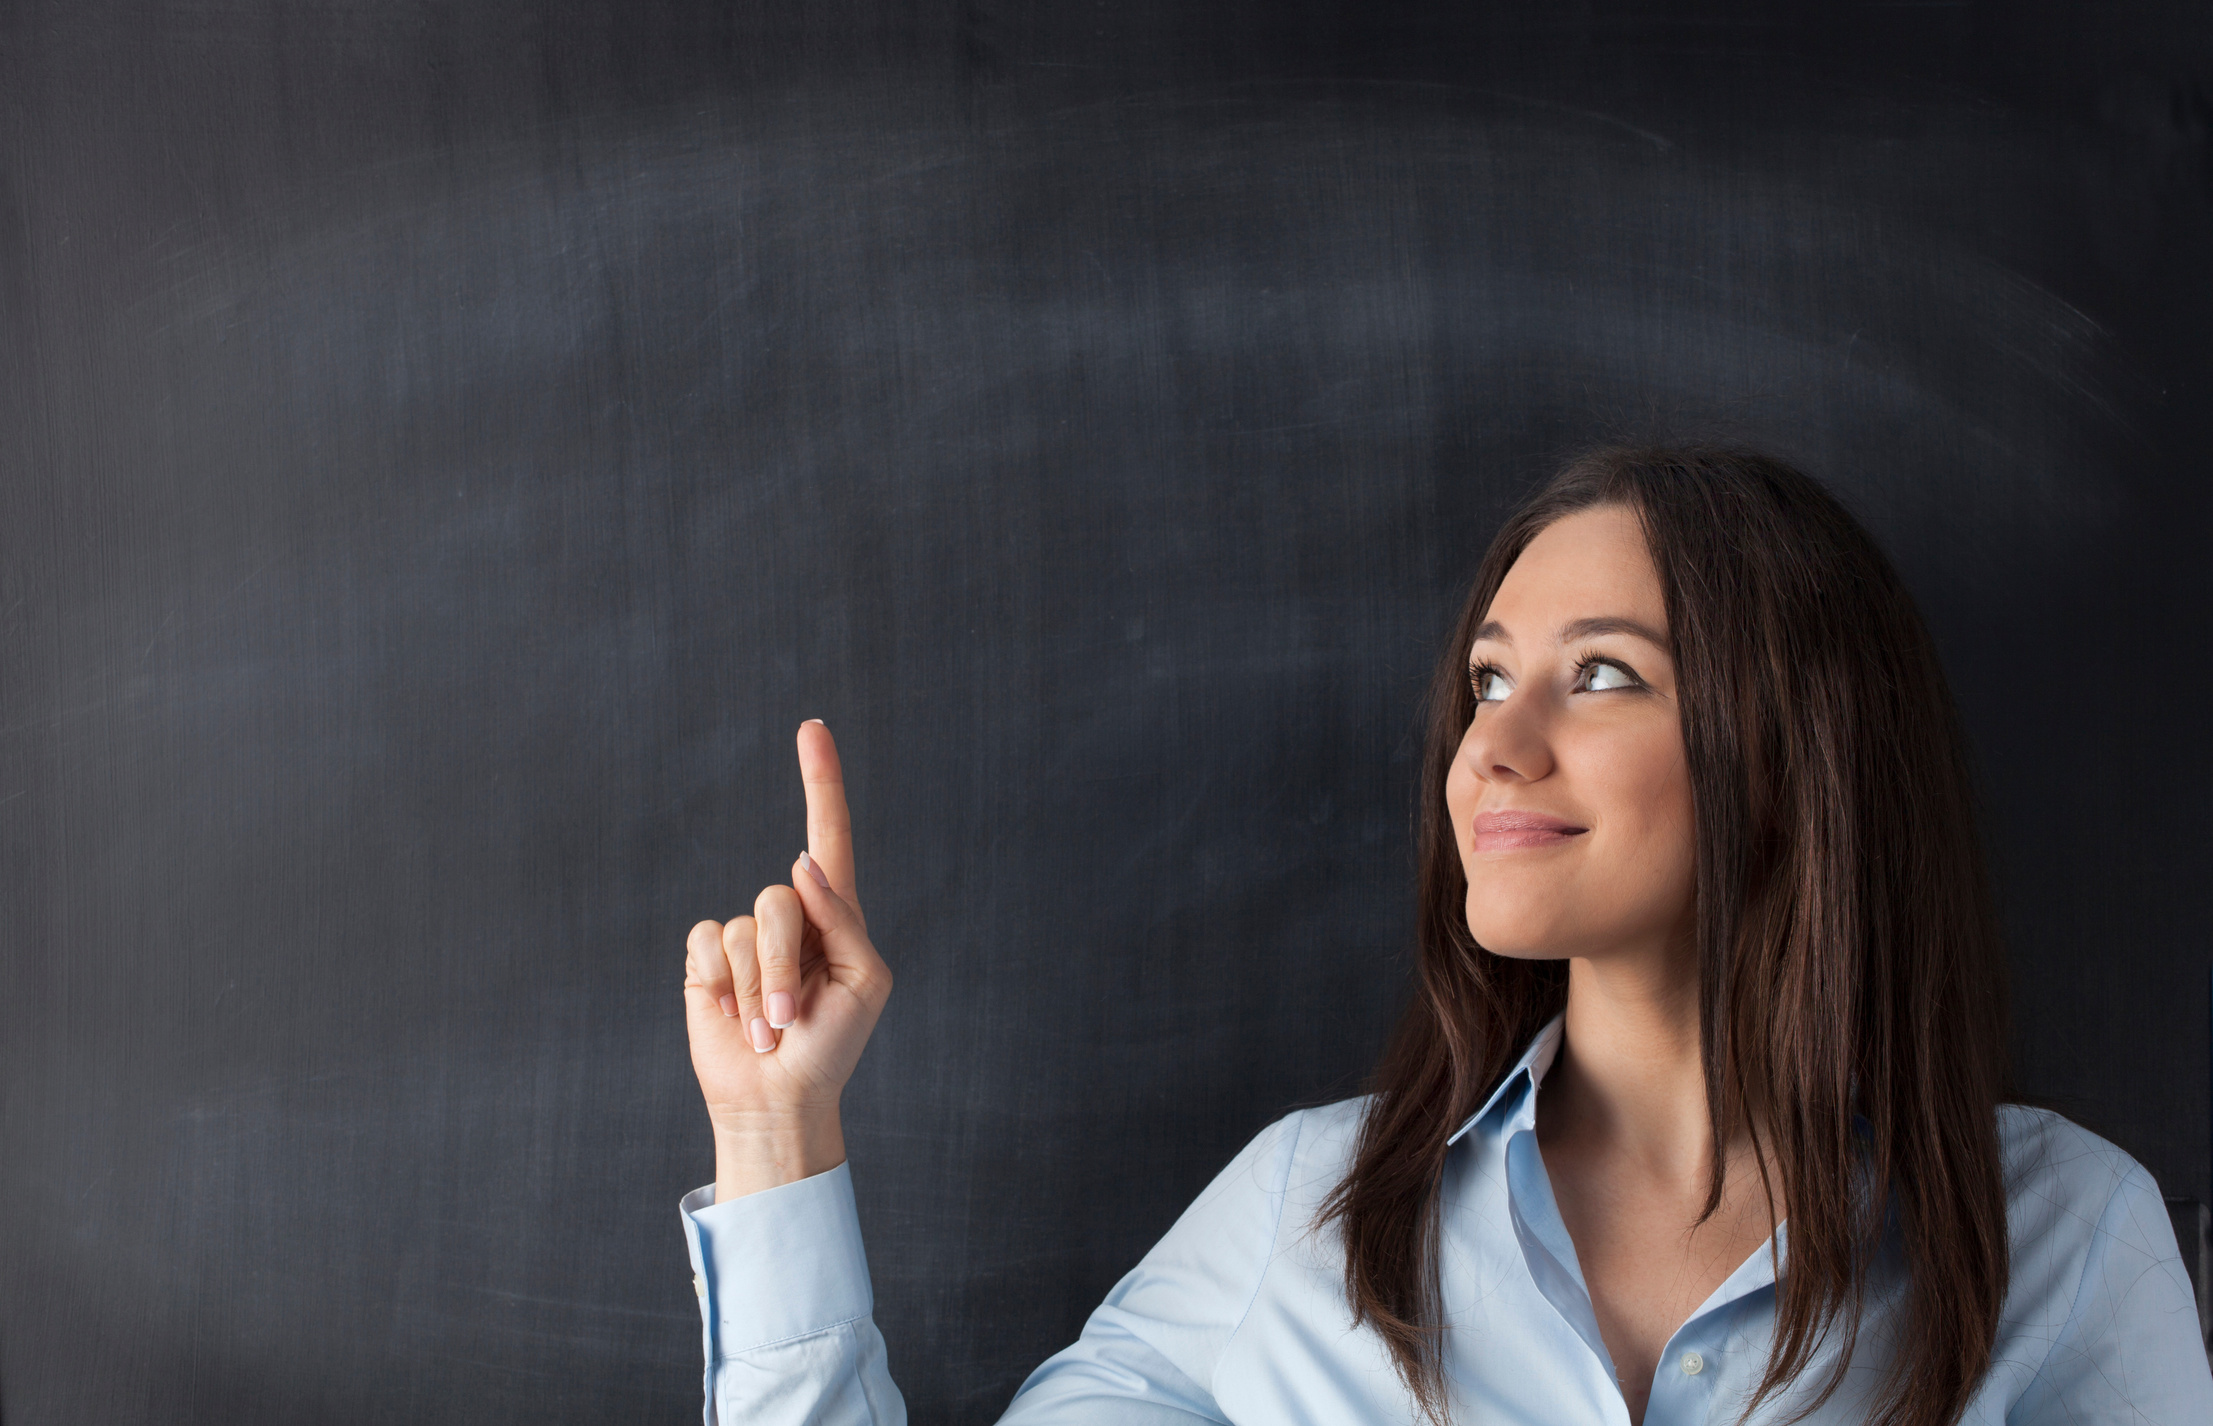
top-left (1474, 668), bottom-right (1511, 702)
top-left (1579, 659), bottom-right (1636, 692)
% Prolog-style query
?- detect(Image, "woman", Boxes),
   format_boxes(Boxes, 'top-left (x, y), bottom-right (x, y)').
top-left (675, 447), bottom-right (2213, 1425)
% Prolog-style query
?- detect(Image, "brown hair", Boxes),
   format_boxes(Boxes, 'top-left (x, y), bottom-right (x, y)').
top-left (1320, 446), bottom-right (2010, 1425)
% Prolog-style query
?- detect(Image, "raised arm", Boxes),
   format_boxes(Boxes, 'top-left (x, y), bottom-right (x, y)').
top-left (678, 721), bottom-right (903, 1425)
top-left (675, 722), bottom-right (1293, 1426)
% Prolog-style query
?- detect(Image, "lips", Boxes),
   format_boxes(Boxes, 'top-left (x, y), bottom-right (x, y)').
top-left (1471, 809), bottom-right (1589, 852)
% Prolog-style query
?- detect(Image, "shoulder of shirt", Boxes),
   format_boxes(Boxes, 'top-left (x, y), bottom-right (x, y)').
top-left (1284, 1094), bottom-right (1371, 1132)
top-left (1995, 1102), bottom-right (2157, 1241)
top-left (1267, 1095), bottom-right (1368, 1156)
top-left (1988, 1101), bottom-right (2179, 1380)
top-left (1165, 1099), bottom-right (1365, 1238)
top-left (1246, 1096), bottom-right (1372, 1209)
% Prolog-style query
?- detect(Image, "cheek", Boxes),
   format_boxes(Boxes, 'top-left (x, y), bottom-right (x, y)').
top-left (1577, 725), bottom-right (1696, 891)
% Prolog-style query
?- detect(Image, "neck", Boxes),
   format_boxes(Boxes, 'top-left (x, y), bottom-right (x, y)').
top-left (1541, 938), bottom-right (1731, 1182)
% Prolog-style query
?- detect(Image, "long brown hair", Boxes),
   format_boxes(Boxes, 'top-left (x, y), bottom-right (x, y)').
top-left (1320, 446), bottom-right (2010, 1425)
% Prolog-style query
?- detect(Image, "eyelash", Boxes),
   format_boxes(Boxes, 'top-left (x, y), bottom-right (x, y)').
top-left (1467, 653), bottom-right (1644, 700)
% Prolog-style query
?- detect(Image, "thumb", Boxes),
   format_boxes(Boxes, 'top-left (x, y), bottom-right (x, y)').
top-left (791, 850), bottom-right (886, 991)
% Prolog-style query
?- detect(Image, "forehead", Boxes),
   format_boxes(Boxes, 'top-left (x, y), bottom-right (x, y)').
top-left (1481, 505), bottom-right (1665, 635)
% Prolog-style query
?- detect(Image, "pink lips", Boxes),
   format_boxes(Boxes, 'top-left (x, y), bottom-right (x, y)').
top-left (1472, 809), bottom-right (1589, 852)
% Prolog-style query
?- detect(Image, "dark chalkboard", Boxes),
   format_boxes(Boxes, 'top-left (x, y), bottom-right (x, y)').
top-left (2, 3), bottom-right (2208, 1421)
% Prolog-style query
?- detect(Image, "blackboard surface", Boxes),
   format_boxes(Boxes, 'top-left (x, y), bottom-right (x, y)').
top-left (2, 3), bottom-right (2208, 1421)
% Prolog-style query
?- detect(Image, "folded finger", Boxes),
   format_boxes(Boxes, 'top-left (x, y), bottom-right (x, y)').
top-left (685, 920), bottom-right (735, 1014)
top-left (753, 884), bottom-right (806, 1043)
top-left (722, 915), bottom-right (770, 1051)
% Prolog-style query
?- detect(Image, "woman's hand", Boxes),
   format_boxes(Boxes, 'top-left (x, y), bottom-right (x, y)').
top-left (683, 720), bottom-right (892, 1200)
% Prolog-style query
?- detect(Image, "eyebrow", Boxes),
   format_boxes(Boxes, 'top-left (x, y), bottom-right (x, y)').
top-left (1469, 616), bottom-right (1671, 650)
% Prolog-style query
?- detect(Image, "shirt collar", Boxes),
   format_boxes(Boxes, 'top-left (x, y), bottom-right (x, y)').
top-left (1444, 1012), bottom-right (1565, 1147)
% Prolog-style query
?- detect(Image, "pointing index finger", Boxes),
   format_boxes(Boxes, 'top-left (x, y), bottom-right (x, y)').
top-left (797, 719), bottom-right (857, 903)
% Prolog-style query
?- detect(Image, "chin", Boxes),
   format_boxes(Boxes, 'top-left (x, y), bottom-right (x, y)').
top-left (1463, 895), bottom-right (1576, 962)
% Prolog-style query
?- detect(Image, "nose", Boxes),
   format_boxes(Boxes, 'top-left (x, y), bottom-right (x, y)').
top-left (1461, 690), bottom-right (1555, 785)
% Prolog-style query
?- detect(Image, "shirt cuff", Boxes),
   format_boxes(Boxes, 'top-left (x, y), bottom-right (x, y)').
top-left (678, 1162), bottom-right (874, 1357)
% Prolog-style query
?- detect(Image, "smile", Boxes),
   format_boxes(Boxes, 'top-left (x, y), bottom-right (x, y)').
top-left (1472, 810), bottom-right (1589, 852)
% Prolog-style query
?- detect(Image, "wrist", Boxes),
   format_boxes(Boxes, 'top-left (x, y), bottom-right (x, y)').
top-left (709, 1108), bottom-right (846, 1200)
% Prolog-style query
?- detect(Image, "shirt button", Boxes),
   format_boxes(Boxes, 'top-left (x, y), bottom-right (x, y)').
top-left (1680, 1351), bottom-right (1705, 1376)
top-left (693, 1273), bottom-right (706, 1299)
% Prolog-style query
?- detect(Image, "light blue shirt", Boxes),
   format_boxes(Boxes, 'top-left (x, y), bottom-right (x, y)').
top-left (678, 1017), bottom-right (2213, 1424)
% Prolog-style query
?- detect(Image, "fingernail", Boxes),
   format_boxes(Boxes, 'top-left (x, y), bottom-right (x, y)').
top-left (767, 991), bottom-right (796, 1028)
top-left (749, 1018), bottom-right (775, 1053)
top-left (799, 849), bottom-right (830, 890)
top-left (804, 718), bottom-right (825, 726)
top-left (719, 994), bottom-right (737, 1018)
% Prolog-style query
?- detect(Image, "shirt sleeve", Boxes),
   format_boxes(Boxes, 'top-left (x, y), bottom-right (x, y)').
top-left (997, 1111), bottom-right (1306, 1423)
top-left (680, 1164), bottom-right (907, 1426)
top-left (2009, 1162), bottom-right (2213, 1424)
top-left (678, 1111), bottom-right (1306, 1426)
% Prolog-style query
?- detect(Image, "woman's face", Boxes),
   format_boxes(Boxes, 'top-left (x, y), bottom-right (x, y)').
top-left (1446, 504), bottom-right (1697, 964)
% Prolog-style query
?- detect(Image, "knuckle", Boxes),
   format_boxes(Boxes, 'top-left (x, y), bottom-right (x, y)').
top-left (686, 919), bottom-right (722, 954)
top-left (754, 883), bottom-right (800, 921)
top-left (846, 967), bottom-right (890, 1010)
